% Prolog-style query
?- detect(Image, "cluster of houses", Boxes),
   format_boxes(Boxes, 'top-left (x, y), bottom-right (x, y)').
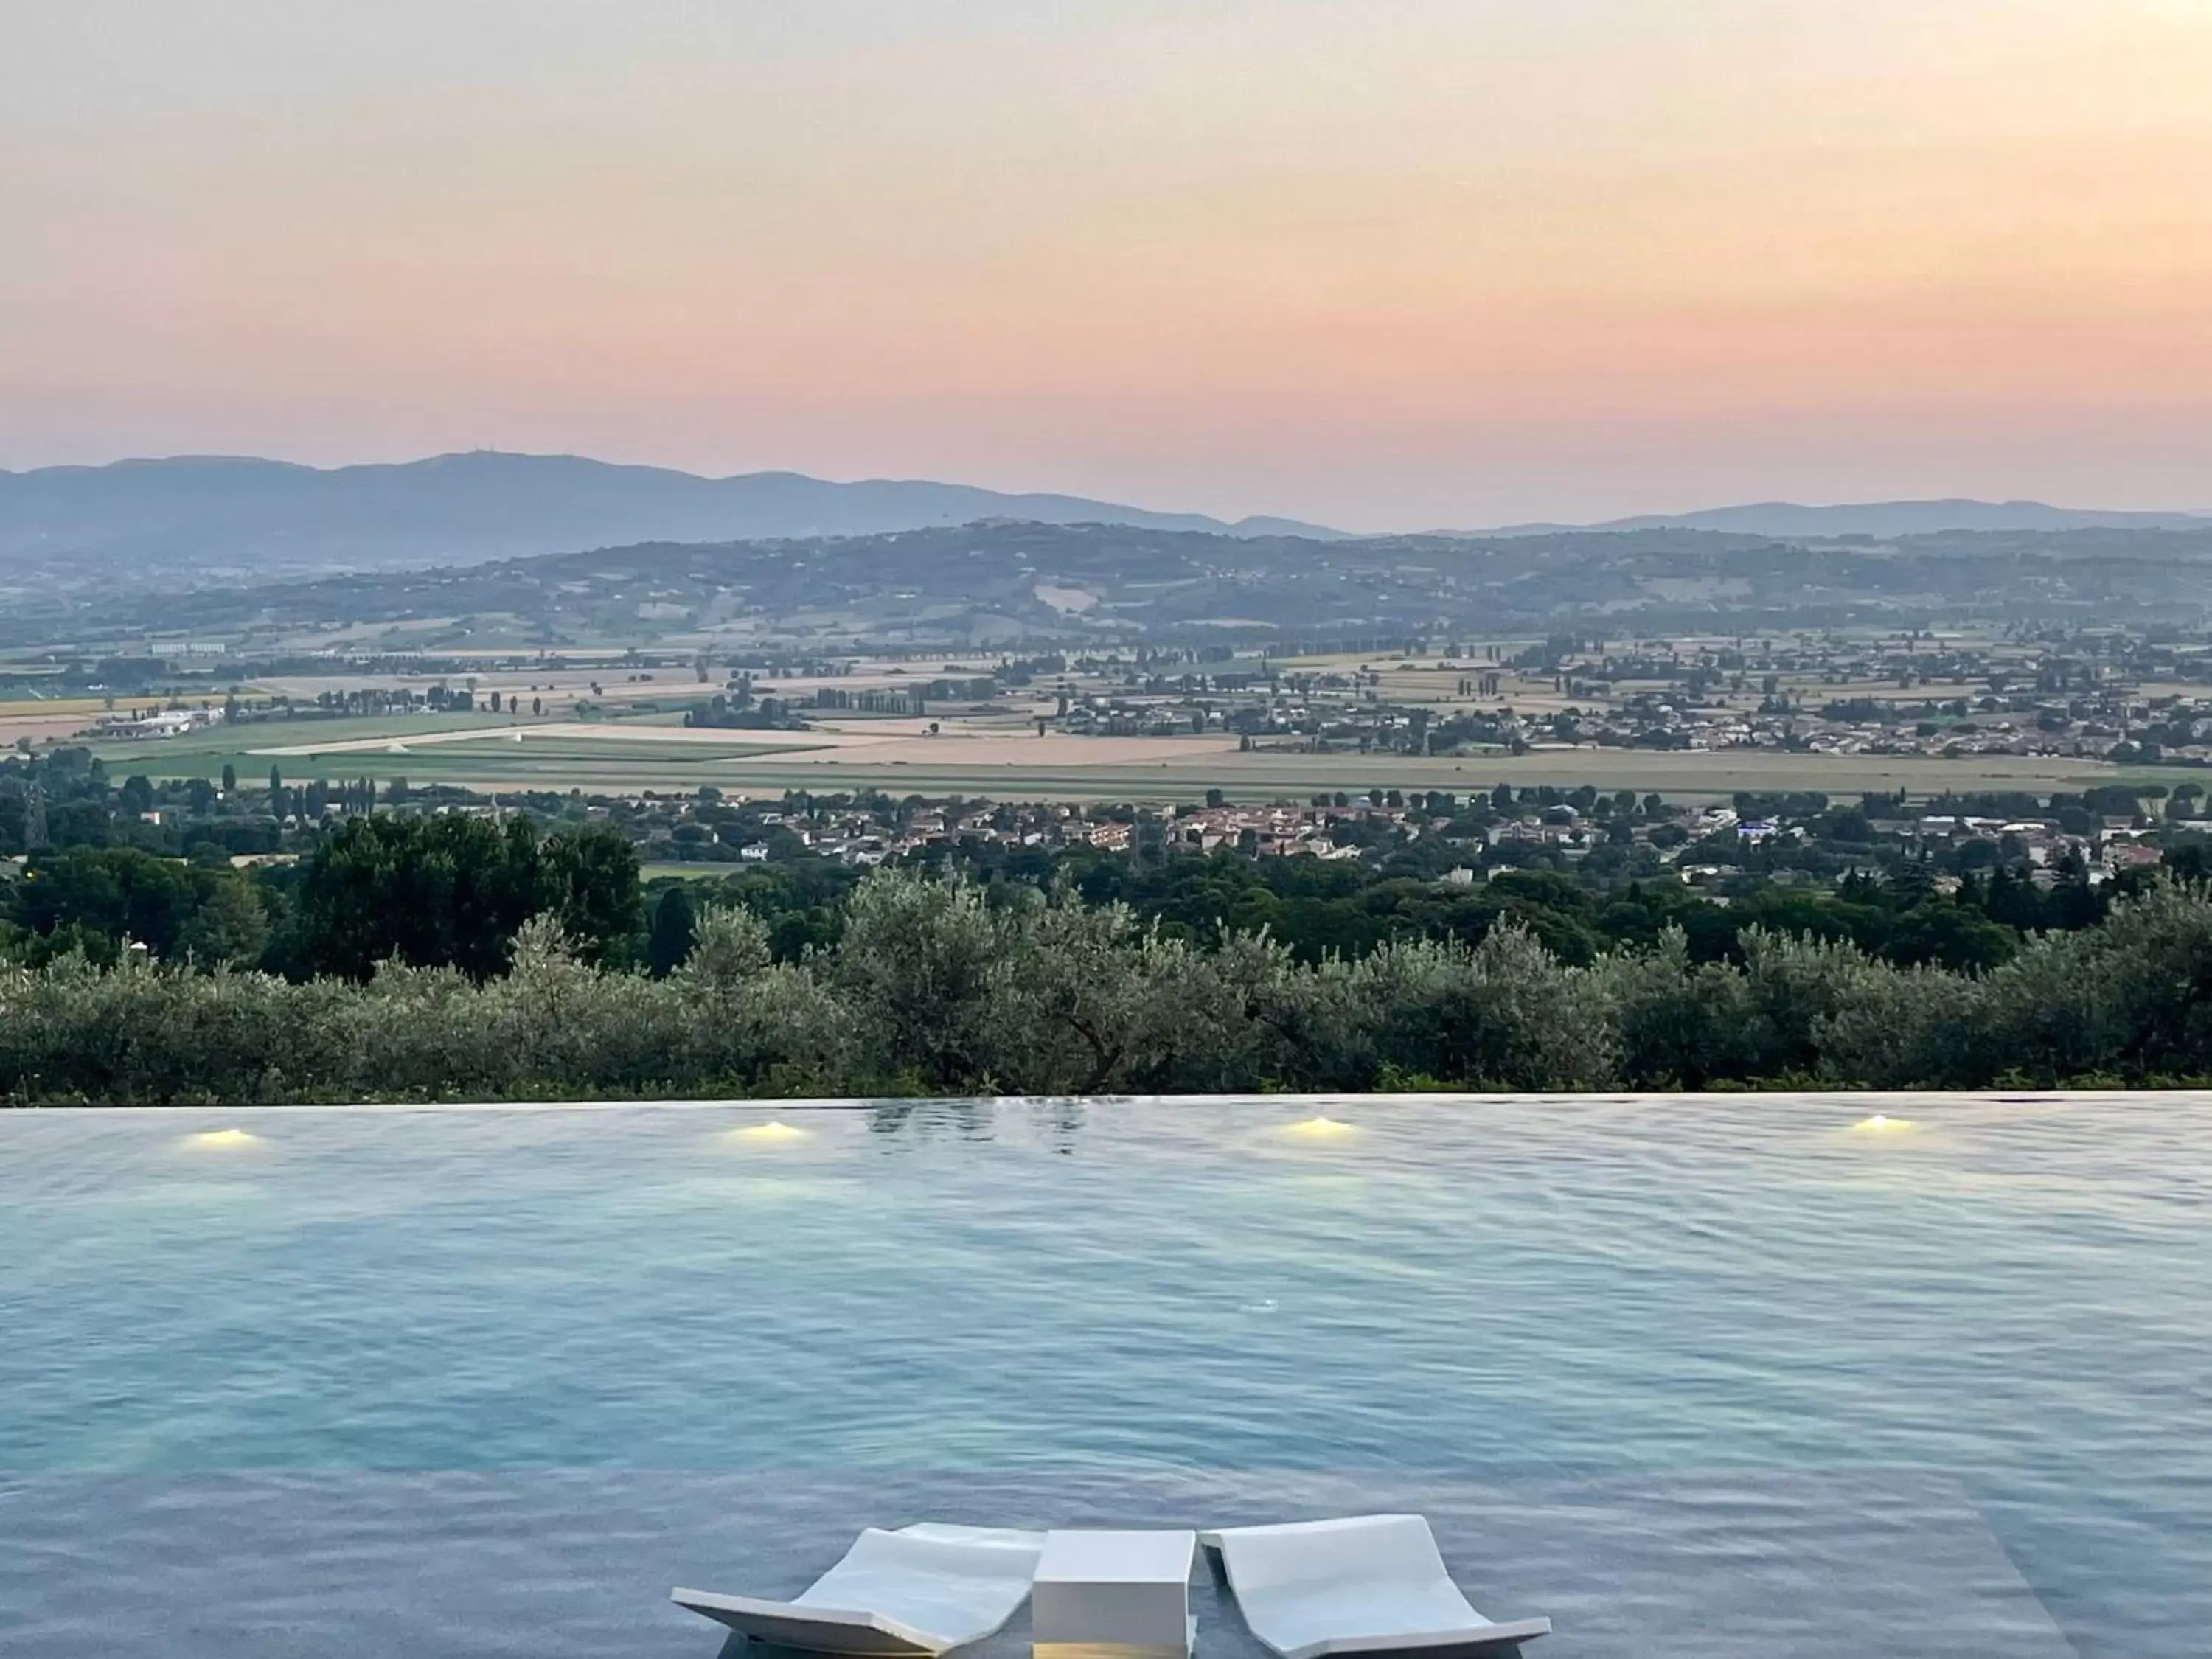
top-left (600, 790), bottom-right (2185, 888)
top-left (1053, 683), bottom-right (2212, 765)
top-left (1040, 633), bottom-right (2212, 768)
top-left (92, 706), bottom-right (226, 740)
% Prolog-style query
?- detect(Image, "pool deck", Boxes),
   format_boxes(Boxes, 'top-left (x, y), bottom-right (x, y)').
top-left (0, 1469), bottom-right (2083, 1658)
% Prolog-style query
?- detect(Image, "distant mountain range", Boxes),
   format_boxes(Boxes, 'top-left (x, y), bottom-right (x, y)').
top-left (1477, 500), bottom-right (2212, 539)
top-left (4, 453), bottom-right (2208, 594)
top-left (0, 452), bottom-right (1346, 583)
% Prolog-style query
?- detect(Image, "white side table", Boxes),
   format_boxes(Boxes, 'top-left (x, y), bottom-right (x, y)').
top-left (1032, 1528), bottom-right (1197, 1659)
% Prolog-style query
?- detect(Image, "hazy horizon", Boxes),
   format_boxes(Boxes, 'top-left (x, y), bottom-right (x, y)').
top-left (7, 2), bottom-right (2211, 532)
top-left (9, 448), bottom-right (2212, 540)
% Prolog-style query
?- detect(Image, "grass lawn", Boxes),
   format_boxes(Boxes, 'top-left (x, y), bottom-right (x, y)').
top-left (638, 861), bottom-right (745, 881)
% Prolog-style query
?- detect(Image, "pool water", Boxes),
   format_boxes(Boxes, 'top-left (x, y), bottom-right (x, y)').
top-left (2, 1094), bottom-right (2207, 1656)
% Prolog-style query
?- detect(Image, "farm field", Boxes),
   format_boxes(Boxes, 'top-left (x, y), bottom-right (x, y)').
top-left (0, 712), bottom-right (108, 747)
top-left (0, 692), bottom-right (191, 747)
top-left (90, 707), bottom-right (2144, 801)
top-left (87, 712), bottom-right (1231, 796)
top-left (91, 730), bottom-right (2141, 810)
top-left (85, 711), bottom-right (525, 783)
top-left (245, 722), bottom-right (838, 758)
top-left (0, 695), bottom-right (113, 714)
top-left (699, 744), bottom-right (2138, 804)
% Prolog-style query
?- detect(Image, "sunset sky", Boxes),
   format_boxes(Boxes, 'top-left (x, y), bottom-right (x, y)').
top-left (4, 1), bottom-right (2210, 528)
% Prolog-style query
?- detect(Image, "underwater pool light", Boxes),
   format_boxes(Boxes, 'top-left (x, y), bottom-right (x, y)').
top-left (1851, 1113), bottom-right (1913, 1134)
top-left (181, 1127), bottom-right (263, 1149)
top-left (728, 1120), bottom-right (813, 1143)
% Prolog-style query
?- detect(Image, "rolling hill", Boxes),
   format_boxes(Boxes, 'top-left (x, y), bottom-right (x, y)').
top-left (0, 451), bottom-right (1345, 593)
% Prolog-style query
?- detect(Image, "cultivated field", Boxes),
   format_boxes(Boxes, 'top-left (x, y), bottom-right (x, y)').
top-left (71, 631), bottom-right (2162, 806)
top-left (0, 712), bottom-right (108, 747)
top-left (698, 744), bottom-right (2134, 804)
top-left (91, 710), bottom-right (2141, 802)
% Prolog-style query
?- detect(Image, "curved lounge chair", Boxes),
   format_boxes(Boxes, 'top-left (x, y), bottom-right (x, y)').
top-left (672, 1524), bottom-right (1049, 1656)
top-left (1198, 1515), bottom-right (1550, 1659)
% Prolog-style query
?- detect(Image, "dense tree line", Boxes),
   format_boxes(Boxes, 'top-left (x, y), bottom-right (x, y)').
top-left (0, 816), bottom-right (642, 978)
top-left (1, 845), bottom-right (273, 967)
top-left (279, 815), bottom-right (641, 978)
top-left (660, 839), bottom-right (2151, 975)
top-left (10, 867), bottom-right (2212, 1105)
top-left (5, 801), bottom-right (2176, 992)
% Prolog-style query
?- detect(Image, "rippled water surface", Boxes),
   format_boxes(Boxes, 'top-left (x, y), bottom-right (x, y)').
top-left (3, 1093), bottom-right (2208, 1655)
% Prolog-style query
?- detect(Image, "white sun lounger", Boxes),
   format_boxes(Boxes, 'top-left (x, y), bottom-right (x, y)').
top-left (672, 1523), bottom-right (1049, 1656)
top-left (1199, 1515), bottom-right (1550, 1659)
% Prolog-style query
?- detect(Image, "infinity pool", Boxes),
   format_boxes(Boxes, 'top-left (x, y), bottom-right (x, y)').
top-left (2, 1095), bottom-right (2207, 1657)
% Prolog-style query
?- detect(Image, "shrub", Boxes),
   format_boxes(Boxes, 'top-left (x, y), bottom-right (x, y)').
top-left (5, 869), bottom-right (2212, 1105)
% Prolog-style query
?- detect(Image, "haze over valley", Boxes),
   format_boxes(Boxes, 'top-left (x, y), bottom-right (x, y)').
top-left (6, 448), bottom-right (2209, 611)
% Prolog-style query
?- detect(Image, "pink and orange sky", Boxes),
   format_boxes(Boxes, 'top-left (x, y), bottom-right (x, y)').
top-left (4, 1), bottom-right (2209, 529)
